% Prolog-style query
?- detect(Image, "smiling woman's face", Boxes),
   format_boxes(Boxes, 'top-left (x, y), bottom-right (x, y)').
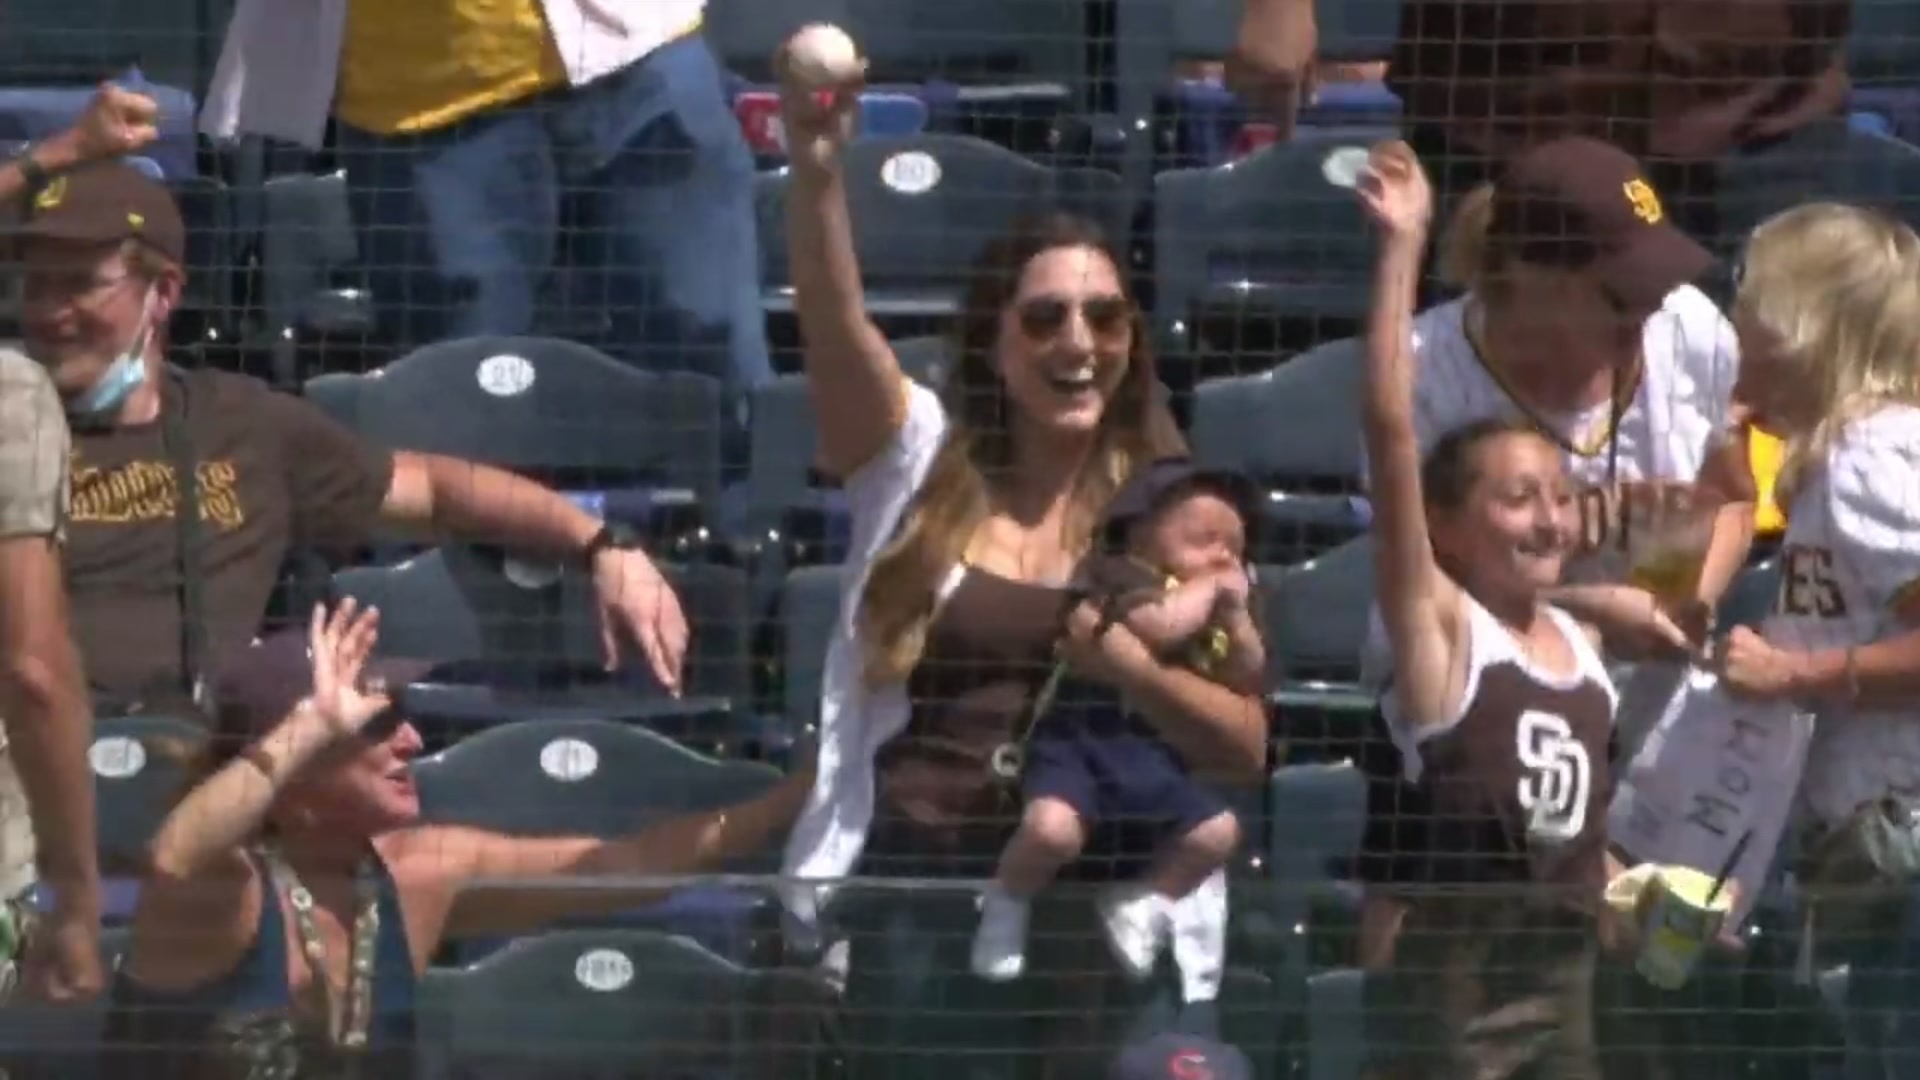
top-left (991, 243), bottom-right (1134, 438)
top-left (1431, 430), bottom-right (1578, 600)
top-left (278, 719), bottom-right (425, 836)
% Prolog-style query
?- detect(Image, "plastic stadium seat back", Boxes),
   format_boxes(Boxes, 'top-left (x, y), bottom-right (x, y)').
top-left (1153, 134), bottom-right (1378, 336)
top-left (758, 135), bottom-right (1131, 319)
top-left (418, 929), bottom-right (761, 1076)
top-left (1267, 763), bottom-right (1368, 892)
top-left (332, 548), bottom-right (753, 704)
top-left (1717, 124), bottom-right (1920, 262)
top-left (1191, 338), bottom-right (1364, 487)
top-left (779, 565), bottom-right (847, 735)
top-left (260, 171), bottom-right (365, 334)
top-left (1262, 537), bottom-right (1376, 683)
top-left (90, 713), bottom-right (206, 874)
top-left (415, 718), bottom-right (780, 842)
top-left (342, 335), bottom-right (726, 504)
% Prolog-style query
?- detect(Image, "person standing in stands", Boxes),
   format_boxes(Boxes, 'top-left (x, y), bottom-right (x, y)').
top-left (199, 0), bottom-right (770, 392)
top-left (1357, 139), bottom-right (1617, 1080)
top-left (0, 82), bottom-right (165, 1007)
top-left (1681, 203), bottom-right (1920, 1078)
top-left (771, 38), bottom-right (1264, 1075)
top-left (1350, 137), bottom-right (1752, 971)
top-left (104, 600), bottom-right (813, 1078)
top-left (14, 163), bottom-right (690, 714)
top-left (1230, 0), bottom-right (1848, 241)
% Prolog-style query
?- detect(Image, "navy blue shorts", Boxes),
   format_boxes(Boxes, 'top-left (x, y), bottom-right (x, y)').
top-left (1022, 697), bottom-right (1227, 853)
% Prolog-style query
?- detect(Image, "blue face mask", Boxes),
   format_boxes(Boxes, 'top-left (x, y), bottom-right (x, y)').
top-left (66, 288), bottom-right (155, 423)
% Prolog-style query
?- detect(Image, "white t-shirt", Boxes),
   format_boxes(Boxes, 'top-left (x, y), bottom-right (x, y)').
top-left (778, 382), bottom-right (1228, 1002)
top-left (1608, 405), bottom-right (1920, 924)
top-left (1362, 284), bottom-right (1740, 683)
top-left (1766, 404), bottom-right (1920, 825)
top-left (1400, 284), bottom-right (1740, 585)
top-left (782, 383), bottom-right (949, 902)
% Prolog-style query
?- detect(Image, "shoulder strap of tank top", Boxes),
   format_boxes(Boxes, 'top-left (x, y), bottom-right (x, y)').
top-left (1543, 605), bottom-right (1610, 687)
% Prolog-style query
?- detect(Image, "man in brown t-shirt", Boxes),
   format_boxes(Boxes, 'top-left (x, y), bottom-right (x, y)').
top-left (13, 164), bottom-right (693, 711)
top-left (1231, 0), bottom-right (1850, 239)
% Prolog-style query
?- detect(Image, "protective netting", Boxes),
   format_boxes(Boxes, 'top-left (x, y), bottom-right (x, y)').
top-left (0, 0), bottom-right (1916, 1077)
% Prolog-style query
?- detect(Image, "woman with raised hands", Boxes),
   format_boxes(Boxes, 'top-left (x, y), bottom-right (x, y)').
top-left (769, 27), bottom-right (1265, 1074)
top-left (103, 600), bottom-right (812, 1078)
top-left (1357, 141), bottom-right (1617, 1079)
top-left (1351, 134), bottom-right (1757, 982)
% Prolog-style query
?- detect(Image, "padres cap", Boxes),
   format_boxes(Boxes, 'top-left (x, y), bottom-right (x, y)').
top-left (16, 161), bottom-right (186, 265)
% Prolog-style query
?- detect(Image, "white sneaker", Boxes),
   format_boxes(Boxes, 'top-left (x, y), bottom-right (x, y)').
top-left (1098, 884), bottom-right (1168, 981)
top-left (971, 887), bottom-right (1031, 982)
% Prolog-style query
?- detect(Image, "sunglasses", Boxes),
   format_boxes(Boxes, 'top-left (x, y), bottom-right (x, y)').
top-left (359, 705), bottom-right (407, 744)
top-left (355, 674), bottom-right (415, 743)
top-left (1015, 294), bottom-right (1132, 342)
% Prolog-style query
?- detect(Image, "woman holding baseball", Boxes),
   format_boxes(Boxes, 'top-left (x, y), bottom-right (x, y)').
top-left (769, 25), bottom-right (1265, 1076)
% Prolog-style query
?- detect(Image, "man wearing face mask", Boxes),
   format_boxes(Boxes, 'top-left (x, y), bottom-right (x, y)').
top-left (14, 163), bottom-right (693, 719)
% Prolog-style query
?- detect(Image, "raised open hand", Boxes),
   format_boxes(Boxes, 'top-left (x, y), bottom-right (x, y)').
top-left (306, 600), bottom-right (392, 739)
top-left (1355, 140), bottom-right (1434, 242)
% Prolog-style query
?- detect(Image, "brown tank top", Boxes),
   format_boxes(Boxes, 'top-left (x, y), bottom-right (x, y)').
top-left (868, 568), bottom-right (1074, 866)
top-left (1407, 605), bottom-right (1615, 911)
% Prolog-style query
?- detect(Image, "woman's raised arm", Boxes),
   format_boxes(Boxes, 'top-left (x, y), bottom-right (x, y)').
top-left (776, 41), bottom-right (910, 479)
top-left (1354, 144), bottom-right (1469, 731)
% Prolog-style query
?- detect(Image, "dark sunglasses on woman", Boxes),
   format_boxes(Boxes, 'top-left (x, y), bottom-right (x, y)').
top-left (1016, 294), bottom-right (1132, 342)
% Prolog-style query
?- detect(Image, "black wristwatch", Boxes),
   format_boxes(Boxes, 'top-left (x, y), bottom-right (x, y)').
top-left (13, 144), bottom-right (50, 199)
top-left (580, 520), bottom-right (643, 566)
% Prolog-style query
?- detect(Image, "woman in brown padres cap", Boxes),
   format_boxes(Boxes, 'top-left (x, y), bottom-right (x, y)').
top-left (100, 600), bottom-right (813, 1079)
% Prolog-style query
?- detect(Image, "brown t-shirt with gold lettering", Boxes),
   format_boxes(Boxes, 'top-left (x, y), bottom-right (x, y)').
top-left (66, 369), bottom-right (393, 706)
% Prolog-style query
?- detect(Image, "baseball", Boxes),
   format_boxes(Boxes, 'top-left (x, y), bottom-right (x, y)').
top-left (786, 23), bottom-right (864, 87)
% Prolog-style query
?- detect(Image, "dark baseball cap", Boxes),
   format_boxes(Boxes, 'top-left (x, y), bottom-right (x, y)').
top-left (14, 161), bottom-right (186, 265)
top-left (213, 629), bottom-right (435, 743)
top-left (1111, 1034), bottom-right (1253, 1080)
top-left (1102, 457), bottom-right (1260, 552)
top-left (1488, 136), bottom-right (1712, 312)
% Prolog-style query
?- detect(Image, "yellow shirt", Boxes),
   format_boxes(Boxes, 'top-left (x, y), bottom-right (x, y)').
top-left (335, 0), bottom-right (569, 135)
top-left (1750, 428), bottom-right (1787, 536)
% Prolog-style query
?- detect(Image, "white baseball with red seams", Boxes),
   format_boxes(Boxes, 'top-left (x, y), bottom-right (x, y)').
top-left (786, 24), bottom-right (864, 87)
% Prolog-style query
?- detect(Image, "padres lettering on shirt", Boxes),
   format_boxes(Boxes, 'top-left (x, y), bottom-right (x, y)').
top-left (1390, 284), bottom-right (1739, 584)
top-left (1762, 405), bottom-right (1920, 825)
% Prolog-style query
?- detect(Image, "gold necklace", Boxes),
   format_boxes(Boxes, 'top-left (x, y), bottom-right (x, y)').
top-left (1464, 300), bottom-right (1642, 459)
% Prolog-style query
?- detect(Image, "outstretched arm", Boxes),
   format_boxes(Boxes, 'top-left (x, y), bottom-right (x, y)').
top-left (434, 770), bottom-right (815, 939)
top-left (1354, 143), bottom-right (1469, 732)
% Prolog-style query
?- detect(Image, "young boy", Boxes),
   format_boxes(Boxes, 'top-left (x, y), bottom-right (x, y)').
top-left (971, 458), bottom-right (1263, 982)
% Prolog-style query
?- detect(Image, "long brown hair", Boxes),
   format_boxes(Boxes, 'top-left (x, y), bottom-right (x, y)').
top-left (858, 214), bottom-right (1181, 685)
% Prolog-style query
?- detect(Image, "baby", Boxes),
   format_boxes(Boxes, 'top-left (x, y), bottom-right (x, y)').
top-left (972, 458), bottom-right (1263, 982)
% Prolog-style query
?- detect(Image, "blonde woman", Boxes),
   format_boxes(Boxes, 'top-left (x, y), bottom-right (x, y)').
top-left (1701, 204), bottom-right (1920, 1078)
top-left (769, 39), bottom-right (1265, 1077)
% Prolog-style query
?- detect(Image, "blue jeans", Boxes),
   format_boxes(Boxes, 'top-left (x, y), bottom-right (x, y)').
top-left (1835, 890), bottom-right (1920, 1079)
top-left (335, 33), bottom-right (771, 392)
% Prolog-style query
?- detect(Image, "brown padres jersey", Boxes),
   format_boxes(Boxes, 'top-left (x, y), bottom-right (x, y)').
top-left (1385, 599), bottom-right (1618, 910)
